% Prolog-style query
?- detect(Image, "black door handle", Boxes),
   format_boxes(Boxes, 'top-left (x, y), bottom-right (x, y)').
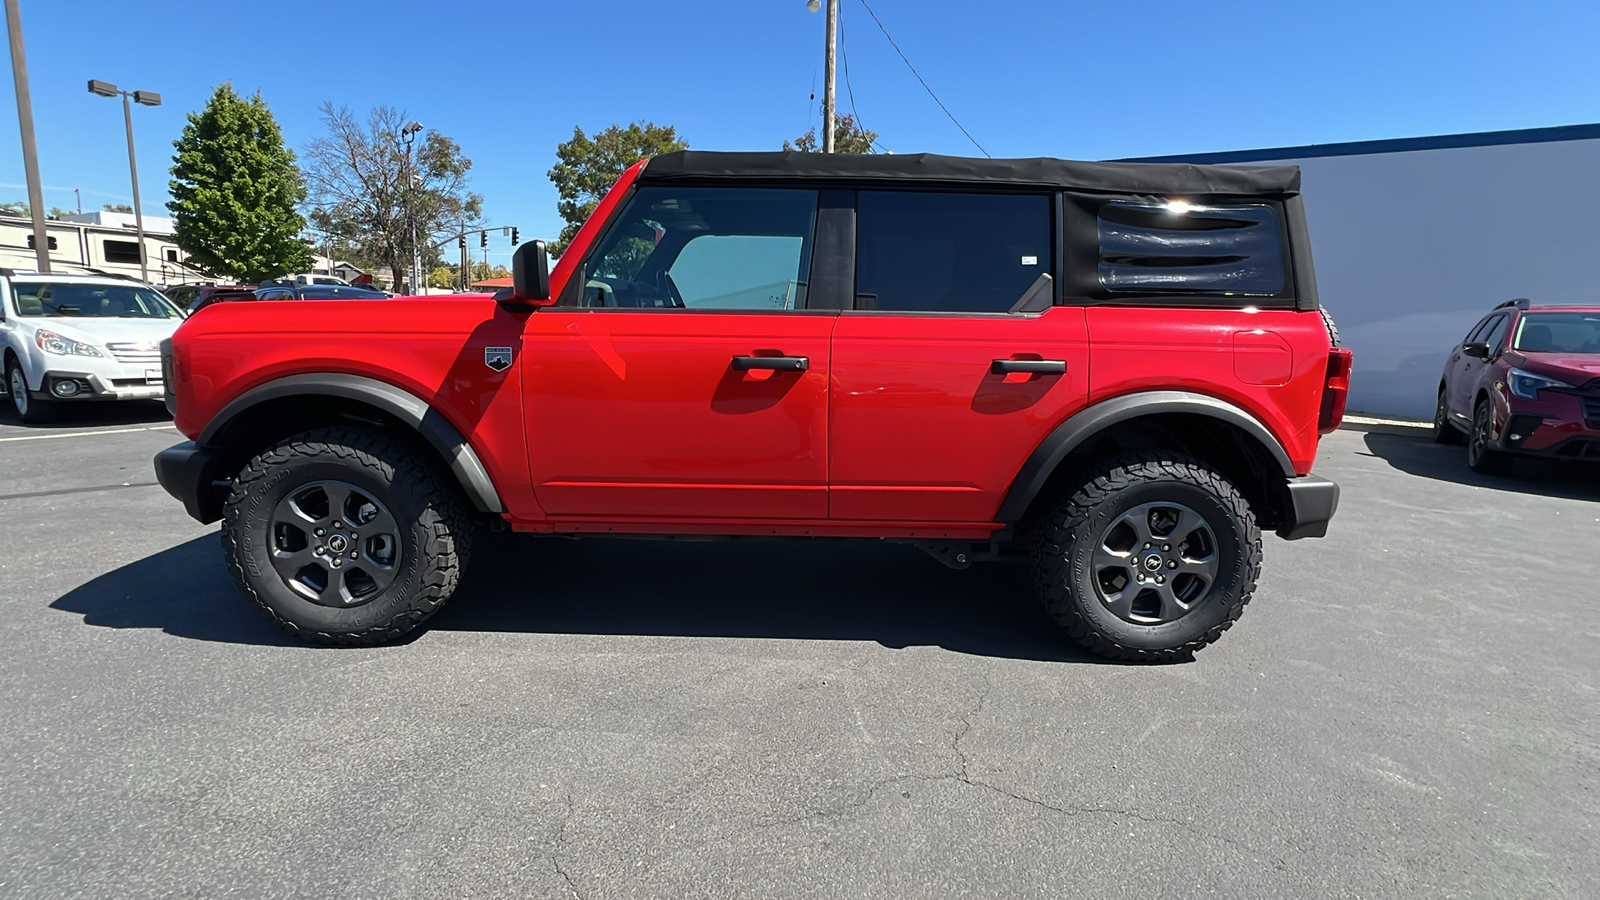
top-left (732, 355), bottom-right (809, 372)
top-left (991, 359), bottom-right (1067, 375)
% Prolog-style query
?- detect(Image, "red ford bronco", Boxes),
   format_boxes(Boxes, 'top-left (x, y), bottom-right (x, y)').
top-left (155, 151), bottom-right (1349, 660)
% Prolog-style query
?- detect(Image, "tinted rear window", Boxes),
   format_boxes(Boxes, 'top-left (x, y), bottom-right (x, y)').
top-left (1096, 201), bottom-right (1285, 296)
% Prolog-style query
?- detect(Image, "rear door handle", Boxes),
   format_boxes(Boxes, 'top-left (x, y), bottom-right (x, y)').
top-left (991, 359), bottom-right (1067, 375)
top-left (732, 355), bottom-right (809, 372)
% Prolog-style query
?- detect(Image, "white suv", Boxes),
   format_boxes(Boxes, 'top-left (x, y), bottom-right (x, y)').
top-left (1, 272), bottom-right (185, 424)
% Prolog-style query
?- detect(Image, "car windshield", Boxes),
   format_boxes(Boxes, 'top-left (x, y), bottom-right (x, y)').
top-left (11, 282), bottom-right (182, 319)
top-left (1513, 312), bottom-right (1600, 354)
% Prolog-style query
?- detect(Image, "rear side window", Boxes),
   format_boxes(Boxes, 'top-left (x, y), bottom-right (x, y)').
top-left (854, 191), bottom-right (1051, 313)
top-left (1096, 201), bottom-right (1285, 296)
top-left (1481, 315), bottom-right (1511, 351)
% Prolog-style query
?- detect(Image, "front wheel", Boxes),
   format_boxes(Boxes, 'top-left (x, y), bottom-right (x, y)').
top-left (6, 358), bottom-right (56, 424)
top-left (1467, 400), bottom-right (1513, 475)
top-left (221, 426), bottom-right (474, 645)
top-left (1033, 452), bottom-right (1261, 662)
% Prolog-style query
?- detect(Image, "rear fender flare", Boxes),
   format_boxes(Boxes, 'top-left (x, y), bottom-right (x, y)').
top-left (199, 373), bottom-right (503, 514)
top-left (994, 390), bottom-right (1296, 524)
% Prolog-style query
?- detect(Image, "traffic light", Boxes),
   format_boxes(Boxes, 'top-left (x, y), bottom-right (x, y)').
top-left (480, 231), bottom-right (488, 249)
top-left (510, 227), bottom-right (519, 246)
top-left (458, 235), bottom-right (466, 250)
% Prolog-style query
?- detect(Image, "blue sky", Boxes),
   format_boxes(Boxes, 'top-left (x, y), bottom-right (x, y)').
top-left (3, 0), bottom-right (1598, 268)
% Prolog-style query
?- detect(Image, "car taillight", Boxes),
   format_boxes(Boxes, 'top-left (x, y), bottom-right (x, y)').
top-left (1318, 347), bottom-right (1354, 434)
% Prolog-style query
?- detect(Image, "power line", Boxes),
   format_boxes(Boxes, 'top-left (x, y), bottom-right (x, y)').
top-left (856, 0), bottom-right (989, 158)
top-left (838, 0), bottom-right (890, 152)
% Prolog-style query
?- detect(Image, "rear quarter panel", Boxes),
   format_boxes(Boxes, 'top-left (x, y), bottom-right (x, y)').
top-left (1086, 307), bottom-right (1332, 473)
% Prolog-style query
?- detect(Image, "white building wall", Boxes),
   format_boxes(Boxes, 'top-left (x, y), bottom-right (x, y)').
top-left (1238, 139), bottom-right (1600, 419)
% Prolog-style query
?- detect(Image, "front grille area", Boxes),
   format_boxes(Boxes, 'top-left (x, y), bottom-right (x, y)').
top-left (1582, 394), bottom-right (1600, 430)
top-left (105, 341), bottom-right (160, 364)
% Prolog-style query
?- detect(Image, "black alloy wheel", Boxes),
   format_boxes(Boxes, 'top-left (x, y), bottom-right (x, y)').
top-left (268, 480), bottom-right (403, 607)
top-left (1091, 501), bottom-right (1219, 625)
top-left (1467, 400), bottom-right (1512, 474)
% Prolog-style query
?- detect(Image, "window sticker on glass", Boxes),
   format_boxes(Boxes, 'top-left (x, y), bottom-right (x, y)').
top-left (1021, 255), bottom-right (1038, 266)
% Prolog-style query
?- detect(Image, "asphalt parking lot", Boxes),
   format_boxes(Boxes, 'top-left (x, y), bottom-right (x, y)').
top-left (1, 405), bottom-right (1596, 899)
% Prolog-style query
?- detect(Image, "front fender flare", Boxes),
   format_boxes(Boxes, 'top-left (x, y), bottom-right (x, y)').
top-left (994, 390), bottom-right (1296, 524)
top-left (199, 373), bottom-right (504, 514)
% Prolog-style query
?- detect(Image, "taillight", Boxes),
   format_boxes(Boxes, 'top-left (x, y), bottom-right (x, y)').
top-left (1318, 347), bottom-right (1354, 434)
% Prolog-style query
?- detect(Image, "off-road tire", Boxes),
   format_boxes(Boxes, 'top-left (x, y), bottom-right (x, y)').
top-left (1320, 308), bottom-right (1341, 347)
top-left (1432, 388), bottom-right (1464, 444)
top-left (221, 426), bottom-right (473, 646)
top-left (6, 356), bottom-right (57, 424)
top-left (1466, 399), bottom-right (1513, 475)
top-left (1033, 452), bottom-right (1262, 663)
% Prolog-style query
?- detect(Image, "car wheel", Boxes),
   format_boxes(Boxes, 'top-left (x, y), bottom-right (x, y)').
top-left (221, 426), bottom-right (474, 646)
top-left (5, 357), bottom-right (56, 424)
top-left (1033, 452), bottom-right (1261, 662)
top-left (1432, 388), bottom-right (1464, 444)
top-left (1467, 400), bottom-right (1513, 475)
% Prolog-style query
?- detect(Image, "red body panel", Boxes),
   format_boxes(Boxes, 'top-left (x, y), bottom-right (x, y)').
top-left (829, 307), bottom-right (1090, 521)
top-left (169, 297), bottom-right (541, 516)
top-left (1085, 308), bottom-right (1331, 474)
top-left (520, 310), bottom-right (835, 520)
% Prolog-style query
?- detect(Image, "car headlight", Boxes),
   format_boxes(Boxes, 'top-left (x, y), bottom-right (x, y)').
top-left (1507, 367), bottom-right (1570, 400)
top-left (35, 330), bottom-right (103, 357)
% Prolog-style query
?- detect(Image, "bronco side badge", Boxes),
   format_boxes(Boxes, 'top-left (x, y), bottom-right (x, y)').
top-left (484, 347), bottom-right (513, 372)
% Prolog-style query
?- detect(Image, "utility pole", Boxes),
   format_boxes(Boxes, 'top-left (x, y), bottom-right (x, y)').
top-left (6, 0), bottom-right (51, 272)
top-left (822, 0), bottom-right (837, 152)
top-left (400, 122), bottom-right (423, 294)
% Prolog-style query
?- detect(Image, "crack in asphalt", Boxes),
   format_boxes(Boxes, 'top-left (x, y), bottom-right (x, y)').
top-left (548, 792), bottom-right (585, 900)
top-left (952, 673), bottom-right (993, 781)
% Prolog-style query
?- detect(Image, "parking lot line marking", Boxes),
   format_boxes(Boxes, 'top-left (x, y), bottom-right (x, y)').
top-left (0, 481), bottom-right (161, 502)
top-left (0, 425), bottom-right (178, 443)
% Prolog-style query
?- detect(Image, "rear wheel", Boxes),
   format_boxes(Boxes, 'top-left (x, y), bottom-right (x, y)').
top-left (1432, 388), bottom-right (1464, 444)
top-left (1467, 400), bottom-right (1513, 475)
top-left (1033, 452), bottom-right (1261, 662)
top-left (5, 357), bottom-right (56, 424)
top-left (222, 426), bottom-right (473, 645)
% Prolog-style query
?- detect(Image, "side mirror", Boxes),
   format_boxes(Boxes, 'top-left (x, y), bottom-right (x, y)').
top-left (1461, 342), bottom-right (1492, 360)
top-left (500, 240), bottom-right (552, 310)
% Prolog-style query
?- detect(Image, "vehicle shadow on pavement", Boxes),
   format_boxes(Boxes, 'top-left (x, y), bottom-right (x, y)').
top-left (49, 535), bottom-right (298, 646)
top-left (1360, 430), bottom-right (1600, 502)
top-left (51, 532), bottom-right (1111, 663)
top-left (431, 532), bottom-right (1111, 663)
top-left (0, 399), bottom-right (171, 430)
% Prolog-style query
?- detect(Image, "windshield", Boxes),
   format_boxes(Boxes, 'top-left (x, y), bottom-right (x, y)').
top-left (1513, 312), bottom-right (1600, 354)
top-left (11, 282), bottom-right (182, 319)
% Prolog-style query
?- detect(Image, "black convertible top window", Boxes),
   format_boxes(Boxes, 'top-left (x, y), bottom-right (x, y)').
top-left (640, 151), bottom-right (1300, 198)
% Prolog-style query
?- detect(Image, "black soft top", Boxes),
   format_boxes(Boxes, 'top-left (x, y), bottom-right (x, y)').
top-left (640, 150), bottom-right (1300, 198)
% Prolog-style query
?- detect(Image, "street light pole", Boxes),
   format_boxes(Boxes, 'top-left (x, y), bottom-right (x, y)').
top-left (88, 79), bottom-right (160, 284)
top-left (400, 121), bottom-right (423, 294)
top-left (5, 0), bottom-right (51, 272)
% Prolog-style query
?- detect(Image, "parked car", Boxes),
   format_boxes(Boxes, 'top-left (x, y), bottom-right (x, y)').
top-left (253, 285), bottom-right (388, 301)
top-left (165, 284), bottom-right (259, 315)
top-left (1, 271), bottom-right (184, 423)
top-left (155, 150), bottom-right (1349, 660)
top-left (258, 274), bottom-right (353, 290)
top-left (1433, 297), bottom-right (1600, 471)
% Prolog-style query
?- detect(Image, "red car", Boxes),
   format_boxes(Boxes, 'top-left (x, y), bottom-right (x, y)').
top-left (1433, 298), bottom-right (1600, 472)
top-left (154, 151), bottom-right (1349, 660)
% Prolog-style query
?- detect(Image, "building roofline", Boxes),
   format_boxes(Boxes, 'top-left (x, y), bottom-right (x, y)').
top-left (1120, 123), bottom-right (1600, 164)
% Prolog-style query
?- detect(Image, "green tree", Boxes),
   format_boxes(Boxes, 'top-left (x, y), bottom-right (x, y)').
top-left (548, 122), bottom-right (687, 257)
top-left (0, 200), bottom-right (29, 217)
top-left (47, 206), bottom-right (72, 219)
top-left (102, 203), bottom-right (134, 213)
top-left (304, 103), bottom-right (483, 293)
top-left (784, 112), bottom-right (879, 154)
top-left (167, 84), bottom-right (312, 282)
